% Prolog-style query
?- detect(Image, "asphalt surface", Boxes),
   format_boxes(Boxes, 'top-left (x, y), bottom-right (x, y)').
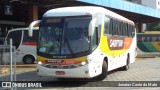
top-left (0, 57), bottom-right (160, 90)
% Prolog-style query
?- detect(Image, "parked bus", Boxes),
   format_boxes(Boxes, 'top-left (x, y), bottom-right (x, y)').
top-left (29, 6), bottom-right (136, 80)
top-left (4, 27), bottom-right (38, 64)
top-left (137, 31), bottom-right (160, 55)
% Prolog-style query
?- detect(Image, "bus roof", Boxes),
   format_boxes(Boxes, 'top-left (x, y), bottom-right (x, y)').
top-left (43, 6), bottom-right (134, 24)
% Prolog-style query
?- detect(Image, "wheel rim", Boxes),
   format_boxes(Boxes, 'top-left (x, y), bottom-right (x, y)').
top-left (26, 58), bottom-right (32, 64)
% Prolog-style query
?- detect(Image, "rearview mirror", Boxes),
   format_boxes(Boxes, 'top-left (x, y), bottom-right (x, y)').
top-left (89, 18), bottom-right (97, 36)
top-left (29, 20), bottom-right (41, 37)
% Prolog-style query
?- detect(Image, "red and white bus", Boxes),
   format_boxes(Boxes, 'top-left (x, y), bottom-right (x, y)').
top-left (4, 27), bottom-right (38, 64)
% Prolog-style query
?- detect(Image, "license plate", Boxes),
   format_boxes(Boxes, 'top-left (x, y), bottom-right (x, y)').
top-left (55, 71), bottom-right (65, 75)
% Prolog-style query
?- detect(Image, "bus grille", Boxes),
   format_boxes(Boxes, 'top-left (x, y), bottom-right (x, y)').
top-left (41, 64), bottom-right (80, 69)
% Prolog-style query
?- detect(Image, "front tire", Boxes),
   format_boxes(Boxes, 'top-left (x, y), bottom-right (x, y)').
top-left (94, 61), bottom-right (108, 81)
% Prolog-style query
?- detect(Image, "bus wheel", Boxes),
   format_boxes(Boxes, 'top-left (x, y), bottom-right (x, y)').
top-left (121, 54), bottom-right (130, 71)
top-left (94, 61), bottom-right (108, 81)
top-left (23, 55), bottom-right (35, 64)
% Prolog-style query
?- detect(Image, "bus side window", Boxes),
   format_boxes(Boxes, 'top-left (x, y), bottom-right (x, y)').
top-left (104, 16), bottom-right (110, 35)
top-left (122, 22), bottom-right (125, 36)
top-left (33, 30), bottom-right (38, 41)
top-left (7, 30), bottom-right (22, 49)
top-left (109, 18), bottom-right (113, 35)
top-left (152, 36), bottom-right (156, 41)
top-left (119, 21), bottom-right (123, 36)
top-left (147, 37), bottom-right (150, 42)
top-left (137, 35), bottom-right (142, 42)
top-left (117, 20), bottom-right (120, 35)
top-left (112, 19), bottom-right (116, 35)
top-left (125, 23), bottom-right (128, 37)
top-left (23, 30), bottom-right (38, 42)
top-left (131, 25), bottom-right (135, 37)
top-left (128, 25), bottom-right (131, 37)
top-left (115, 20), bottom-right (118, 35)
top-left (142, 37), bottom-right (145, 42)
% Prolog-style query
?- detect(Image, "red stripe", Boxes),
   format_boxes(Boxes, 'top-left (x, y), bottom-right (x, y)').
top-left (22, 42), bottom-right (37, 46)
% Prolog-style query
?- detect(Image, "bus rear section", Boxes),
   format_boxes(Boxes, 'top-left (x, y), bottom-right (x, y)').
top-left (3, 28), bottom-right (38, 64)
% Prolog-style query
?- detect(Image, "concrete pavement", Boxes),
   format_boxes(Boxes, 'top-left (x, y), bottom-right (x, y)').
top-left (0, 57), bottom-right (160, 89)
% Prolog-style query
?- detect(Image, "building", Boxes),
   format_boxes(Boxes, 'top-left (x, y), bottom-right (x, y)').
top-left (126, 0), bottom-right (160, 10)
top-left (125, 0), bottom-right (141, 4)
top-left (141, 0), bottom-right (160, 10)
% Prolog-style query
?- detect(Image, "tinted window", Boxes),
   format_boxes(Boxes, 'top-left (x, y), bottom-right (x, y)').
top-left (112, 19), bottom-right (116, 35)
top-left (7, 30), bottom-right (22, 49)
top-left (104, 16), bottom-right (110, 34)
top-left (23, 30), bottom-right (38, 42)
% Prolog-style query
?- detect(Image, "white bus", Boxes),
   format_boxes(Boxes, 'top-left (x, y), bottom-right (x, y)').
top-left (29, 6), bottom-right (137, 80)
top-left (4, 27), bottom-right (38, 64)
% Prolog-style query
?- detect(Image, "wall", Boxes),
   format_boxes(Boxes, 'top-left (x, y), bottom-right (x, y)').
top-left (141, 0), bottom-right (157, 9)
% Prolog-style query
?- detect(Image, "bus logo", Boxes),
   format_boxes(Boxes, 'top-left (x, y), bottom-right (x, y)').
top-left (110, 39), bottom-right (123, 48)
top-left (108, 36), bottom-right (124, 50)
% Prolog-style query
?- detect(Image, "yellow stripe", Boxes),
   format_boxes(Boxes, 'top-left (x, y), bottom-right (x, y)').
top-left (99, 17), bottom-right (127, 57)
top-left (151, 42), bottom-right (160, 51)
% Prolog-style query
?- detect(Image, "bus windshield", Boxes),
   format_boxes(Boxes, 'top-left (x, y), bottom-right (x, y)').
top-left (38, 16), bottom-right (91, 56)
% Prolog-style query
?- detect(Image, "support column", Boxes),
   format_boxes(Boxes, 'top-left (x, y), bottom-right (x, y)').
top-left (28, 5), bottom-right (38, 25)
top-left (137, 22), bottom-right (143, 33)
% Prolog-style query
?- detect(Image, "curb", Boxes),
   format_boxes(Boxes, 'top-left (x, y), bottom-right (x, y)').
top-left (0, 64), bottom-right (36, 68)
top-left (0, 67), bottom-right (9, 74)
top-left (136, 55), bottom-right (156, 58)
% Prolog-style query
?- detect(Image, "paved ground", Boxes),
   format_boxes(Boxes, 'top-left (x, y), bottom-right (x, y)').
top-left (0, 57), bottom-right (160, 90)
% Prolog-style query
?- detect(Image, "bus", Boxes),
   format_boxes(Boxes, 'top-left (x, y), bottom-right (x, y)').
top-left (28, 6), bottom-right (137, 80)
top-left (137, 31), bottom-right (160, 55)
top-left (4, 27), bottom-right (38, 64)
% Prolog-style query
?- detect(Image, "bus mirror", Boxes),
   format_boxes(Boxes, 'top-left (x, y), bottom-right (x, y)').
top-left (89, 18), bottom-right (97, 36)
top-left (29, 20), bottom-right (41, 37)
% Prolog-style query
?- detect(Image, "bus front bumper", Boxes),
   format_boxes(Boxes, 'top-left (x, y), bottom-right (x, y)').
top-left (36, 62), bottom-right (102, 78)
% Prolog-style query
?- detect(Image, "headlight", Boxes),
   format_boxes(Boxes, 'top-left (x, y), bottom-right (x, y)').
top-left (80, 59), bottom-right (92, 66)
top-left (38, 61), bottom-right (42, 65)
top-left (81, 61), bottom-right (86, 65)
